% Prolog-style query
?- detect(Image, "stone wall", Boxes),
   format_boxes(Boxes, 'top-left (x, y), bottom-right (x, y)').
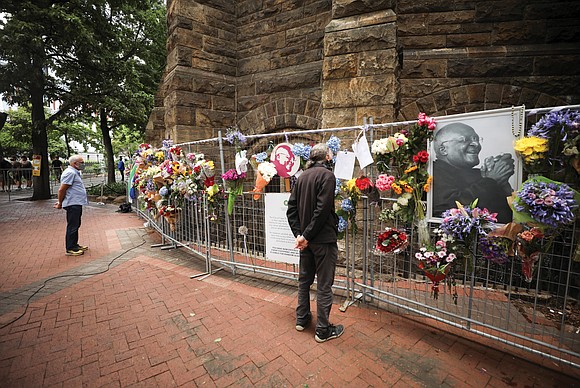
top-left (146, 0), bottom-right (580, 143)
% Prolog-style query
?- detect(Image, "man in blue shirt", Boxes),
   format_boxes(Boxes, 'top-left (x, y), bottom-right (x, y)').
top-left (54, 155), bottom-right (89, 256)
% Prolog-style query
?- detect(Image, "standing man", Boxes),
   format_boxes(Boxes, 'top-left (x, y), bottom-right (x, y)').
top-left (54, 155), bottom-right (89, 256)
top-left (51, 155), bottom-right (63, 182)
top-left (117, 156), bottom-right (125, 181)
top-left (432, 122), bottom-right (514, 222)
top-left (286, 143), bottom-right (344, 343)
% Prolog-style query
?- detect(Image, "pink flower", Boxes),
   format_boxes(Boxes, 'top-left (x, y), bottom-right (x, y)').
top-left (376, 174), bottom-right (396, 191)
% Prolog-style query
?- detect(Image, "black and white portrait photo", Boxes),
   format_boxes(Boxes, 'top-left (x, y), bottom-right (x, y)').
top-left (428, 107), bottom-right (524, 224)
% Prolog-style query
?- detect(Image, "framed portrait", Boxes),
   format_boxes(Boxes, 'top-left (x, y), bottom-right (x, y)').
top-left (427, 106), bottom-right (525, 224)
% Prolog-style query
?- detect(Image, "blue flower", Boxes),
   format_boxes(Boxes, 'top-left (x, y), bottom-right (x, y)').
top-left (255, 152), bottom-right (268, 163)
top-left (335, 178), bottom-right (342, 195)
top-left (515, 180), bottom-right (576, 227)
top-left (341, 198), bottom-right (354, 212)
top-left (338, 216), bottom-right (348, 232)
top-left (159, 186), bottom-right (168, 197)
top-left (327, 136), bottom-right (341, 154)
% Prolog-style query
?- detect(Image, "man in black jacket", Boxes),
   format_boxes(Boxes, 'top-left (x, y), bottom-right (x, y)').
top-left (286, 143), bottom-right (344, 343)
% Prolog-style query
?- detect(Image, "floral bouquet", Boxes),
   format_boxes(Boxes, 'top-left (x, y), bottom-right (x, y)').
top-left (512, 176), bottom-right (579, 229)
top-left (252, 162), bottom-right (277, 200)
top-left (222, 169), bottom-right (246, 214)
top-left (524, 109), bottom-right (580, 181)
top-left (375, 174), bottom-right (395, 192)
top-left (375, 228), bottom-right (408, 254)
top-left (336, 178), bottom-right (362, 236)
top-left (513, 136), bottom-right (549, 174)
top-left (225, 126), bottom-right (247, 151)
top-left (371, 134), bottom-right (406, 173)
top-left (515, 227), bottom-right (545, 282)
top-left (415, 240), bottom-right (457, 300)
top-left (439, 200), bottom-right (498, 267)
top-left (159, 205), bottom-right (180, 231)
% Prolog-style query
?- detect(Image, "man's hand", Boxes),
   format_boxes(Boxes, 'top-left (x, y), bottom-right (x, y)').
top-left (294, 235), bottom-right (308, 250)
top-left (54, 201), bottom-right (62, 209)
top-left (481, 153), bottom-right (514, 193)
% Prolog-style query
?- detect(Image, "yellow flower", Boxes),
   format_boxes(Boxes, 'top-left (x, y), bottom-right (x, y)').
top-left (155, 151), bottom-right (165, 161)
top-left (391, 183), bottom-right (402, 195)
top-left (404, 165), bottom-right (418, 174)
top-left (423, 175), bottom-right (432, 192)
top-left (514, 137), bottom-right (548, 161)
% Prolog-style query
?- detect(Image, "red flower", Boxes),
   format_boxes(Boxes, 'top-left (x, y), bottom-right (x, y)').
top-left (415, 150), bottom-right (429, 163)
top-left (355, 176), bottom-right (373, 191)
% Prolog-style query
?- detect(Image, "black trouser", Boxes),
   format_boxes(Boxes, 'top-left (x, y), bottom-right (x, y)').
top-left (296, 242), bottom-right (338, 331)
top-left (64, 205), bottom-right (82, 251)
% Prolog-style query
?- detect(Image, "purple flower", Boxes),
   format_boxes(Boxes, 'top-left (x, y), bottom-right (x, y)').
top-left (515, 180), bottom-right (577, 227)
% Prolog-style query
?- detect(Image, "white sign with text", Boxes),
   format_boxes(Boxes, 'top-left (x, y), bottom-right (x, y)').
top-left (264, 193), bottom-right (300, 264)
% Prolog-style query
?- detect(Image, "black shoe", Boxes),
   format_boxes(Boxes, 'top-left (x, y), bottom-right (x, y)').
top-left (315, 324), bottom-right (344, 343)
top-left (65, 249), bottom-right (84, 256)
top-left (295, 313), bottom-right (312, 331)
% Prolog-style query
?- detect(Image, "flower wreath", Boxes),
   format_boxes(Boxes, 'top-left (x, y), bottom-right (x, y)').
top-left (375, 228), bottom-right (408, 254)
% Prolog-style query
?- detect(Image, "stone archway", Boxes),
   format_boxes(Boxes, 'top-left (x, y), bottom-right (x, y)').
top-left (237, 97), bottom-right (322, 136)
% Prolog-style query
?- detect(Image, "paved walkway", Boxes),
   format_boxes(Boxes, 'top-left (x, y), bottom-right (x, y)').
top-left (0, 193), bottom-right (578, 387)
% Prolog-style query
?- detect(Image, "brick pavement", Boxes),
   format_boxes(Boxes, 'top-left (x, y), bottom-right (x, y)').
top-left (0, 195), bottom-right (578, 387)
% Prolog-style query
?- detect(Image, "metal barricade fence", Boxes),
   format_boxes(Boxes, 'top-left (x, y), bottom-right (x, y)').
top-left (133, 114), bottom-right (579, 370)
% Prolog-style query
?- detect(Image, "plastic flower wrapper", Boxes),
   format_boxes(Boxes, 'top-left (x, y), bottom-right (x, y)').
top-left (415, 239), bottom-right (457, 300)
top-left (252, 162), bottom-right (277, 200)
top-left (235, 150), bottom-right (249, 175)
top-left (515, 227), bottom-right (545, 282)
top-left (222, 169), bottom-right (246, 214)
top-left (158, 204), bottom-right (180, 231)
top-left (205, 183), bottom-right (222, 221)
top-left (482, 222), bottom-right (523, 264)
top-left (375, 228), bottom-right (408, 254)
top-left (512, 176), bottom-right (579, 229)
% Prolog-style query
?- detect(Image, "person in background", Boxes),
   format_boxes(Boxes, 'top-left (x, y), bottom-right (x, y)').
top-left (0, 156), bottom-right (12, 191)
top-left (432, 122), bottom-right (514, 223)
top-left (286, 143), bottom-right (344, 343)
top-left (20, 155), bottom-right (33, 189)
top-left (51, 155), bottom-right (63, 182)
top-left (117, 156), bottom-right (125, 181)
top-left (54, 155), bottom-right (89, 256)
top-left (10, 156), bottom-right (22, 190)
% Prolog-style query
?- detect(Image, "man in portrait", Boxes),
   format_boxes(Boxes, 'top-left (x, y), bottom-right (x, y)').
top-left (271, 143), bottom-right (299, 177)
top-left (432, 122), bottom-right (515, 223)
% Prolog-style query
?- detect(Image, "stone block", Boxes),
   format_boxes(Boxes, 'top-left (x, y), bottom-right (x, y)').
top-left (355, 105), bottom-right (395, 124)
top-left (325, 23), bottom-right (396, 56)
top-left (359, 49), bottom-right (398, 76)
top-left (164, 71), bottom-right (194, 92)
top-left (534, 55), bottom-right (580, 76)
top-left (401, 59), bottom-right (446, 78)
top-left (466, 84), bottom-right (485, 104)
top-left (399, 78), bottom-right (462, 100)
top-left (399, 35), bottom-right (446, 49)
top-left (256, 69), bottom-right (321, 94)
top-left (191, 76), bottom-right (236, 97)
top-left (492, 21), bottom-right (546, 45)
top-left (447, 32), bottom-right (492, 47)
top-left (449, 86), bottom-right (469, 106)
top-left (448, 58), bottom-right (532, 78)
top-left (332, 0), bottom-right (395, 20)
top-left (474, 1), bottom-right (525, 23)
top-left (304, 0), bottom-right (332, 18)
top-left (238, 56), bottom-right (271, 76)
top-left (321, 107), bottom-right (356, 128)
top-left (166, 90), bottom-right (211, 109)
top-left (323, 54), bottom-right (358, 79)
top-left (212, 95), bottom-right (235, 111)
top-left (167, 29), bottom-right (203, 53)
top-left (195, 108), bottom-right (235, 128)
top-left (322, 76), bottom-right (396, 108)
top-left (485, 84), bottom-right (503, 105)
top-left (237, 95), bottom-right (270, 113)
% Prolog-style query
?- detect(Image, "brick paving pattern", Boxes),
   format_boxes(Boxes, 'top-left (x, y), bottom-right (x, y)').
top-left (0, 194), bottom-right (578, 387)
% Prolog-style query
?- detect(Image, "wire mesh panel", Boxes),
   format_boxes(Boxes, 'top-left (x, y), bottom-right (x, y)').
top-left (132, 107), bottom-right (579, 369)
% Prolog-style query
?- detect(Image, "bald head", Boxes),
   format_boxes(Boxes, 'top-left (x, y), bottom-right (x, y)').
top-left (433, 122), bottom-right (482, 168)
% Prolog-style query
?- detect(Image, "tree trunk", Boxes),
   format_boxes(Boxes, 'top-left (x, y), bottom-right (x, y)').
top-left (100, 108), bottom-right (116, 184)
top-left (30, 71), bottom-right (51, 200)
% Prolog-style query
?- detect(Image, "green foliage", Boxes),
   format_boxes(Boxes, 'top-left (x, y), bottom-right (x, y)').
top-left (86, 181), bottom-right (127, 196)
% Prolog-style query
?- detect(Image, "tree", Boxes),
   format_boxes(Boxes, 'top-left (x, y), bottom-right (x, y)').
top-left (0, 0), bottom-right (167, 198)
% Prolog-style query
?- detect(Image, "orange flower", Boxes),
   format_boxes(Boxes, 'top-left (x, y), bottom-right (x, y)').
top-left (423, 176), bottom-right (433, 192)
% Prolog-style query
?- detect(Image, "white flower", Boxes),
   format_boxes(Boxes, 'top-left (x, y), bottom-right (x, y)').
top-left (258, 162), bottom-right (277, 182)
top-left (392, 203), bottom-right (400, 211)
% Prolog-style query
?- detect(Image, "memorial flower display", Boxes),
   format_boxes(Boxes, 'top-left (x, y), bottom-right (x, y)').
top-left (252, 161), bottom-right (277, 200)
top-left (415, 239), bottom-right (457, 300)
top-left (515, 227), bottom-right (545, 283)
top-left (512, 176), bottom-right (578, 229)
top-left (375, 228), bottom-right (408, 254)
top-left (222, 168), bottom-right (246, 214)
top-left (377, 113), bottom-right (436, 243)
